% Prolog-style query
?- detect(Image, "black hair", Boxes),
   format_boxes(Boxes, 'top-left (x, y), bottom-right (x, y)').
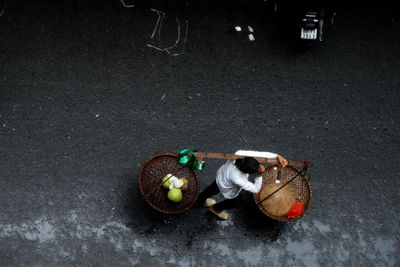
top-left (235, 157), bottom-right (260, 174)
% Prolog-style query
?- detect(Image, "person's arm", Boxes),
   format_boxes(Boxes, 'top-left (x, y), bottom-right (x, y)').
top-left (231, 173), bottom-right (262, 194)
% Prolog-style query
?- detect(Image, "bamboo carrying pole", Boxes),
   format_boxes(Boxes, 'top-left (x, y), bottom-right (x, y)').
top-left (168, 151), bottom-right (311, 167)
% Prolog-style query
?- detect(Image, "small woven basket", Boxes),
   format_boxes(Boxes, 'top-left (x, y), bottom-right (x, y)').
top-left (253, 165), bottom-right (312, 222)
top-left (138, 153), bottom-right (200, 214)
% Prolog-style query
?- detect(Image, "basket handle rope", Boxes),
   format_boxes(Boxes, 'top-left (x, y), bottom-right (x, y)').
top-left (256, 161), bottom-right (309, 205)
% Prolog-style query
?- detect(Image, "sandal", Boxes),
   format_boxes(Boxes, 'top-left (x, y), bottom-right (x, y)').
top-left (209, 206), bottom-right (229, 220)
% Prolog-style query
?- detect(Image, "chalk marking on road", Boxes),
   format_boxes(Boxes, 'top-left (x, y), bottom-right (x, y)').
top-left (149, 8), bottom-right (165, 41)
top-left (169, 18), bottom-right (189, 56)
top-left (331, 12), bottom-right (336, 25)
top-left (147, 8), bottom-right (188, 56)
top-left (0, 2), bottom-right (7, 19)
top-left (120, 0), bottom-right (134, 8)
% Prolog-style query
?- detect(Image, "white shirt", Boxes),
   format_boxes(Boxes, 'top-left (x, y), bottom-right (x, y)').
top-left (215, 150), bottom-right (278, 199)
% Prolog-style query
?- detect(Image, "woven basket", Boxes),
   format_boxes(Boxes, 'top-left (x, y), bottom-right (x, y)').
top-left (138, 153), bottom-right (200, 214)
top-left (253, 165), bottom-right (312, 222)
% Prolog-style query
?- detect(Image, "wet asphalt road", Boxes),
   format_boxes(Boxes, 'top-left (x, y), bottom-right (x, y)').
top-left (1, 0), bottom-right (399, 266)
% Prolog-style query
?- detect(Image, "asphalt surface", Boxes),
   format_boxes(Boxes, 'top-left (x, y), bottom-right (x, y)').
top-left (1, 0), bottom-right (399, 266)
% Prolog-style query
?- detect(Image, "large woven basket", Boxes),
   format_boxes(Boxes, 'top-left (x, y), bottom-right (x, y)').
top-left (253, 165), bottom-right (312, 222)
top-left (138, 153), bottom-right (200, 214)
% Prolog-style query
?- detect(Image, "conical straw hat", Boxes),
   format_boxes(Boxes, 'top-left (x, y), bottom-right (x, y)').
top-left (259, 184), bottom-right (296, 217)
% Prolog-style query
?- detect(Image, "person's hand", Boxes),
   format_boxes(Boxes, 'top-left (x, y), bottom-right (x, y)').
top-left (277, 155), bottom-right (288, 168)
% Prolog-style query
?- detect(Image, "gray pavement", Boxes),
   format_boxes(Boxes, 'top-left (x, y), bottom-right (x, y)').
top-left (1, 0), bottom-right (399, 266)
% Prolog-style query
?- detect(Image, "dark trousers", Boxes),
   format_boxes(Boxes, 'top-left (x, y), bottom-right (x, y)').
top-left (197, 181), bottom-right (243, 211)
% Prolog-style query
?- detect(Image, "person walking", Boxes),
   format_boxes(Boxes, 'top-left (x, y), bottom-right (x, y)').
top-left (197, 150), bottom-right (288, 220)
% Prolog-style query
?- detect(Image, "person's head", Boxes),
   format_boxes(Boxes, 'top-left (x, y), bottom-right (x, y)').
top-left (235, 157), bottom-right (263, 174)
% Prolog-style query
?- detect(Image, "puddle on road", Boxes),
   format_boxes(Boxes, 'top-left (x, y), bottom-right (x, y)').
top-left (312, 219), bottom-right (331, 233)
top-left (1, 211), bottom-right (398, 266)
top-left (0, 218), bottom-right (56, 243)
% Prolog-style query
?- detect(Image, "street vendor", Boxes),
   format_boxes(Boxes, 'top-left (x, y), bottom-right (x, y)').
top-left (197, 150), bottom-right (288, 220)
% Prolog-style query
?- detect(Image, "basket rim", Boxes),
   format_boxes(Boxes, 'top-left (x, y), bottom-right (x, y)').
top-left (139, 152), bottom-right (200, 214)
top-left (253, 165), bottom-right (312, 222)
